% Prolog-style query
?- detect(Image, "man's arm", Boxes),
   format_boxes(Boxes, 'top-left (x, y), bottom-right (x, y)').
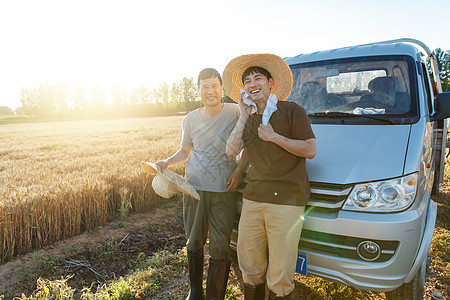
top-left (225, 115), bottom-right (248, 157)
top-left (258, 123), bottom-right (316, 159)
top-left (226, 92), bottom-right (252, 157)
top-left (227, 148), bottom-right (249, 190)
top-left (156, 145), bottom-right (192, 172)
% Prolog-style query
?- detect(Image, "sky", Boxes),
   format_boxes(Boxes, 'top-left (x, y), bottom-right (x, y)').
top-left (1, 0), bottom-right (449, 111)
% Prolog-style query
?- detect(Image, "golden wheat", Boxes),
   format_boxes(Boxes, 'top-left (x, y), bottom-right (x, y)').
top-left (0, 116), bottom-right (185, 263)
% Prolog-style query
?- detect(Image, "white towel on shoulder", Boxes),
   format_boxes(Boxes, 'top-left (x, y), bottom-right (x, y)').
top-left (240, 89), bottom-right (278, 126)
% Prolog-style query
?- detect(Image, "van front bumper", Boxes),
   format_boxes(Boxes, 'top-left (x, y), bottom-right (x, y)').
top-left (298, 198), bottom-right (437, 291)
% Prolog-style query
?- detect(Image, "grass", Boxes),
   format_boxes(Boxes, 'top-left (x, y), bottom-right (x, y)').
top-left (15, 249), bottom-right (188, 300)
top-left (79, 249), bottom-right (187, 299)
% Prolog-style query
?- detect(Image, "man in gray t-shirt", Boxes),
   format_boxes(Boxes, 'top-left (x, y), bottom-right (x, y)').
top-left (182, 102), bottom-right (240, 192)
top-left (156, 68), bottom-right (247, 300)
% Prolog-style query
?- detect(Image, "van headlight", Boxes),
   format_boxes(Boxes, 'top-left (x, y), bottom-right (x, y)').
top-left (343, 173), bottom-right (418, 212)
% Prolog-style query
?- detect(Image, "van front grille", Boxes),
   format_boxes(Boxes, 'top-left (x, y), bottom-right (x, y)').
top-left (299, 229), bottom-right (399, 262)
top-left (307, 181), bottom-right (353, 210)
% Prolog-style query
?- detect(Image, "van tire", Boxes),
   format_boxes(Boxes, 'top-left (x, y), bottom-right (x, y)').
top-left (384, 256), bottom-right (427, 300)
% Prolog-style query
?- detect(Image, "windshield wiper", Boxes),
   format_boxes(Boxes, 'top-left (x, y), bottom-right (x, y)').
top-left (308, 112), bottom-right (396, 124)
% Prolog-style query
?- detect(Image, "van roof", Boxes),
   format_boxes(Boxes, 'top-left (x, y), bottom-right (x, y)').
top-left (285, 42), bottom-right (421, 65)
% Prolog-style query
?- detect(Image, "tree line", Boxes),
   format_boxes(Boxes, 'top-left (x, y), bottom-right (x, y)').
top-left (13, 77), bottom-right (206, 119)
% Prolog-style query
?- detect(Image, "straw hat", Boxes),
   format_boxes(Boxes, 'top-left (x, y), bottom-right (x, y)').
top-left (141, 162), bottom-right (200, 200)
top-left (222, 53), bottom-right (293, 102)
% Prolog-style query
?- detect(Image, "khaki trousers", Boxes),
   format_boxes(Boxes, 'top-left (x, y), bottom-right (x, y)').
top-left (183, 191), bottom-right (237, 260)
top-left (237, 198), bottom-right (305, 297)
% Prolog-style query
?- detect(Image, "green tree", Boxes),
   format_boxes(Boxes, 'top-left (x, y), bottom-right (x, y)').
top-left (222, 90), bottom-right (235, 103)
top-left (54, 83), bottom-right (69, 115)
top-left (37, 84), bottom-right (57, 117)
top-left (72, 84), bottom-right (89, 114)
top-left (0, 106), bottom-right (13, 115)
top-left (130, 85), bottom-right (151, 105)
top-left (111, 85), bottom-right (123, 106)
top-left (89, 85), bottom-right (106, 115)
top-left (427, 48), bottom-right (450, 92)
top-left (156, 82), bottom-right (170, 104)
top-left (171, 82), bottom-right (182, 103)
top-left (19, 85), bottom-right (56, 117)
top-left (19, 87), bottom-right (38, 116)
top-left (178, 77), bottom-right (197, 111)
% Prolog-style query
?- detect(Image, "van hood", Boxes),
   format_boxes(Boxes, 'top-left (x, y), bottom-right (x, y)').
top-left (306, 124), bottom-right (411, 184)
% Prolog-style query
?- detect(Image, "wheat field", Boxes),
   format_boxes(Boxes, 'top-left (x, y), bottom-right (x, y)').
top-left (0, 116), bottom-right (185, 263)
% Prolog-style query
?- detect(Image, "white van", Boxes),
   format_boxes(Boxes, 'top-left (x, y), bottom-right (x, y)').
top-left (231, 39), bottom-right (450, 299)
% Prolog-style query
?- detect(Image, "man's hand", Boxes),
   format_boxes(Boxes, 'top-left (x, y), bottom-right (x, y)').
top-left (227, 168), bottom-right (242, 191)
top-left (155, 160), bottom-right (169, 173)
top-left (258, 122), bottom-right (278, 142)
top-left (238, 91), bottom-right (252, 117)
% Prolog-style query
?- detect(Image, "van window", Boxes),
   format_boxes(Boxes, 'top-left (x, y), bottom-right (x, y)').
top-left (287, 56), bottom-right (419, 124)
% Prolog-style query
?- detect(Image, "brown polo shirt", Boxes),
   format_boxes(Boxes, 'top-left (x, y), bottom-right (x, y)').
top-left (242, 101), bottom-right (315, 206)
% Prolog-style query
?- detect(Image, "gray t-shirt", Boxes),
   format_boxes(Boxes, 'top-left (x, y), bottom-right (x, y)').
top-left (182, 103), bottom-right (240, 192)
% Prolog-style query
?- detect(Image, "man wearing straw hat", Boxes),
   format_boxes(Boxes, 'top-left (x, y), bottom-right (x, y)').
top-left (224, 54), bottom-right (316, 299)
top-left (156, 68), bottom-right (247, 300)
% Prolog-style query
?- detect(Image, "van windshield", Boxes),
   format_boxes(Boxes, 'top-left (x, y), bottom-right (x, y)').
top-left (286, 56), bottom-right (419, 124)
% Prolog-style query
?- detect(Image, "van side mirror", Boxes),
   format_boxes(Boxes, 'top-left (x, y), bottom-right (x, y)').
top-left (430, 92), bottom-right (450, 121)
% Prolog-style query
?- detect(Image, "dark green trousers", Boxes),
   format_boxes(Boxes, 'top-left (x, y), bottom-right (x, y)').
top-left (183, 191), bottom-right (237, 260)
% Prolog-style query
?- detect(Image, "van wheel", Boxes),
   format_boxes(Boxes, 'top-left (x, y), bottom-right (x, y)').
top-left (384, 256), bottom-right (427, 300)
